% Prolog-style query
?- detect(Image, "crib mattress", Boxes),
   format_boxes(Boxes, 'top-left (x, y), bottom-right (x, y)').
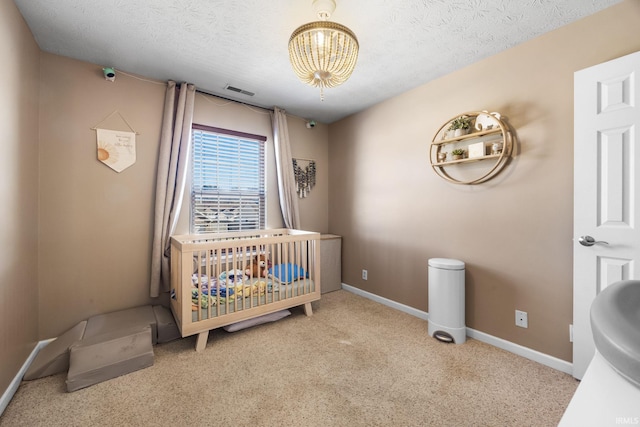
top-left (191, 278), bottom-right (315, 322)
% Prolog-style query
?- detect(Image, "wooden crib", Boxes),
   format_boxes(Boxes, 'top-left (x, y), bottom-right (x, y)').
top-left (170, 229), bottom-right (321, 351)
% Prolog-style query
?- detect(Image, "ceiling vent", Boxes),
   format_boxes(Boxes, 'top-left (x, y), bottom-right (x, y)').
top-left (224, 84), bottom-right (255, 97)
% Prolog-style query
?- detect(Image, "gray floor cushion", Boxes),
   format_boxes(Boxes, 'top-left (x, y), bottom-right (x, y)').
top-left (153, 305), bottom-right (180, 343)
top-left (23, 320), bottom-right (87, 381)
top-left (84, 305), bottom-right (158, 344)
top-left (66, 325), bottom-right (154, 392)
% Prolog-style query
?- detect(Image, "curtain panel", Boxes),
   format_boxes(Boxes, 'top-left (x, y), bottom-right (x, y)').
top-left (271, 107), bottom-right (300, 229)
top-left (149, 81), bottom-right (195, 297)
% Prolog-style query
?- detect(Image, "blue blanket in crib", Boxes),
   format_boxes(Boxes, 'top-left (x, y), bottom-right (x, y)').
top-left (269, 263), bottom-right (307, 284)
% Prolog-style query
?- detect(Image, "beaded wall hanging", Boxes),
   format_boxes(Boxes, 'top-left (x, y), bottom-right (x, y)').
top-left (292, 158), bottom-right (316, 198)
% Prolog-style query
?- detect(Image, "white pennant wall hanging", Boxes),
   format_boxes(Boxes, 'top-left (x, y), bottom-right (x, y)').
top-left (91, 110), bottom-right (138, 173)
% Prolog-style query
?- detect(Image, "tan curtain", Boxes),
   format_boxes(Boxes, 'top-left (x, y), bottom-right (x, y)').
top-left (271, 107), bottom-right (300, 229)
top-left (150, 81), bottom-right (196, 297)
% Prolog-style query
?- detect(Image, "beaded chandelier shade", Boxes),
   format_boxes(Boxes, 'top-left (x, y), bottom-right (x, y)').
top-left (288, 0), bottom-right (359, 100)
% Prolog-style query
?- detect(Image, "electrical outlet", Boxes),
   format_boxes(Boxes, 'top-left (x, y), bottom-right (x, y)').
top-left (362, 269), bottom-right (368, 280)
top-left (570, 324), bottom-right (573, 342)
top-left (515, 310), bottom-right (528, 328)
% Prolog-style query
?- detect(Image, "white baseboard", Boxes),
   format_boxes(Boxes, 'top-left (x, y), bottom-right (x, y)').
top-left (341, 283), bottom-right (572, 375)
top-left (341, 283), bottom-right (429, 321)
top-left (0, 339), bottom-right (54, 416)
top-left (465, 327), bottom-right (572, 374)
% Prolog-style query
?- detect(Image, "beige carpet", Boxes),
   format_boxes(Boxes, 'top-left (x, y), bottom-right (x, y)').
top-left (1, 290), bottom-right (578, 426)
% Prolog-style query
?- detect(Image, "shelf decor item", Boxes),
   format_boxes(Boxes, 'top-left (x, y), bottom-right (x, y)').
top-left (430, 110), bottom-right (514, 185)
top-left (474, 111), bottom-right (501, 131)
top-left (451, 149), bottom-right (466, 160)
top-left (448, 115), bottom-right (472, 137)
top-left (467, 141), bottom-right (486, 159)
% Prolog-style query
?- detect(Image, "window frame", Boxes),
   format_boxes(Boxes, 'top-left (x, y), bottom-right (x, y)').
top-left (190, 124), bottom-right (267, 234)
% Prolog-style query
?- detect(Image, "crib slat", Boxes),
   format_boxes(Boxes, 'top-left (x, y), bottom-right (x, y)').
top-left (246, 246), bottom-right (253, 310)
top-left (225, 246), bottom-right (231, 315)
top-left (284, 242), bottom-right (290, 299)
top-left (299, 241), bottom-right (305, 296)
top-left (233, 246), bottom-right (239, 312)
top-left (206, 249), bottom-right (211, 320)
top-left (267, 243), bottom-right (274, 304)
top-left (215, 248), bottom-right (222, 314)
top-left (196, 251), bottom-right (202, 322)
top-left (293, 241), bottom-right (299, 297)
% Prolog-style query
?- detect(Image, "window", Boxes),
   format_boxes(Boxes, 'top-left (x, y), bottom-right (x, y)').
top-left (191, 124), bottom-right (266, 233)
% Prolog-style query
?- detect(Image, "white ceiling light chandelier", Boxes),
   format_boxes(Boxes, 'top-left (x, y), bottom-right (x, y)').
top-left (288, 0), bottom-right (359, 101)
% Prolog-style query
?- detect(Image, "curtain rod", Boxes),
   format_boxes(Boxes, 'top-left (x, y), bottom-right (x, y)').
top-left (195, 88), bottom-right (274, 113)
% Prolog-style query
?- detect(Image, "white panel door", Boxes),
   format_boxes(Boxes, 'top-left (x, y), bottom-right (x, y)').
top-left (573, 50), bottom-right (640, 379)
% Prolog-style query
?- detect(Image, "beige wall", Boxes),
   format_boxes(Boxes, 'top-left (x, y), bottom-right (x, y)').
top-left (0, 0), bottom-right (41, 395)
top-left (37, 53), bottom-right (166, 339)
top-left (37, 57), bottom-right (330, 340)
top-left (328, 0), bottom-right (640, 362)
top-left (287, 116), bottom-right (330, 233)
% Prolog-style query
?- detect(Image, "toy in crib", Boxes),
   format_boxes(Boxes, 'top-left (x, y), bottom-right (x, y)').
top-left (219, 270), bottom-right (248, 284)
top-left (191, 274), bottom-right (236, 310)
top-left (245, 254), bottom-right (270, 278)
top-left (216, 270), bottom-right (268, 298)
top-left (231, 281), bottom-right (267, 298)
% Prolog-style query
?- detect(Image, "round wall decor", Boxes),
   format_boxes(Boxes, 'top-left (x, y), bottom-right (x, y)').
top-left (430, 111), bottom-right (513, 185)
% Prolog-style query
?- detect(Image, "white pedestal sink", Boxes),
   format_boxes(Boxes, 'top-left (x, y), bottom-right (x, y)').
top-left (590, 280), bottom-right (640, 388)
top-left (560, 280), bottom-right (640, 426)
top-left (559, 351), bottom-right (640, 426)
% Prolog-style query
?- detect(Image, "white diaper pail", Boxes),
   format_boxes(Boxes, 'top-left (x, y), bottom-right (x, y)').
top-left (428, 258), bottom-right (466, 344)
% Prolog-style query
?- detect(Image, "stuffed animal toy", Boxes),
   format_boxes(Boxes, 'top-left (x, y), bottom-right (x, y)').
top-left (246, 254), bottom-right (270, 278)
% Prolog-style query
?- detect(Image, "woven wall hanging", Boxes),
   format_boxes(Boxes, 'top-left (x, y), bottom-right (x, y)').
top-left (292, 158), bottom-right (316, 198)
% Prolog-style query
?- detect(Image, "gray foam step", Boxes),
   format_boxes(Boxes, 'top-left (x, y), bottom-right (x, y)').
top-left (153, 305), bottom-right (180, 343)
top-left (84, 305), bottom-right (158, 344)
top-left (23, 321), bottom-right (87, 381)
top-left (66, 325), bottom-right (154, 392)
top-left (24, 305), bottom-right (179, 383)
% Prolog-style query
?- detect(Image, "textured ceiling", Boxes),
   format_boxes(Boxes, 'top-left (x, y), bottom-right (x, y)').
top-left (14, 0), bottom-right (620, 123)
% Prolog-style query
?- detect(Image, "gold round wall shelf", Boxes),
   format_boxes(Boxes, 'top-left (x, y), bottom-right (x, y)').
top-left (430, 111), bottom-right (513, 185)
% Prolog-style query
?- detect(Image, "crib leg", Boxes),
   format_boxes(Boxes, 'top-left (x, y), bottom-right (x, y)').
top-left (195, 331), bottom-right (209, 352)
top-left (303, 302), bottom-right (313, 317)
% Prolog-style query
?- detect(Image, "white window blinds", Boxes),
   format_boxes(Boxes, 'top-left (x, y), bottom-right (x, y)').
top-left (191, 125), bottom-right (266, 233)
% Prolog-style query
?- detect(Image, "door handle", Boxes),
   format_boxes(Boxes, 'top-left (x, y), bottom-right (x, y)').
top-left (578, 235), bottom-right (609, 247)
